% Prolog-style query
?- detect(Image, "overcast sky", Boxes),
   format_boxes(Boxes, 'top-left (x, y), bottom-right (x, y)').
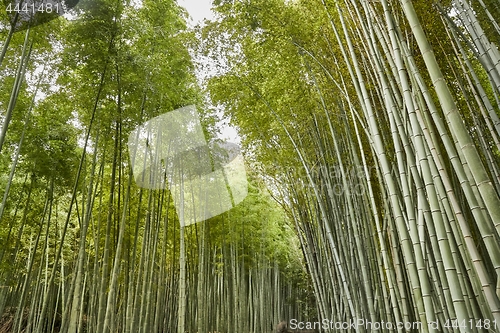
top-left (178, 0), bottom-right (215, 26)
top-left (177, 0), bottom-right (240, 143)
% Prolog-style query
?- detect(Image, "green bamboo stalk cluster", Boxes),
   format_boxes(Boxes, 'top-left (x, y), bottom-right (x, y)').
top-left (204, 0), bottom-right (500, 331)
top-left (0, 0), bottom-right (310, 332)
top-left (262, 0), bottom-right (500, 331)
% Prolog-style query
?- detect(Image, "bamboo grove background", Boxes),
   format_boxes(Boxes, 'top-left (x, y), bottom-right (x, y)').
top-left (0, 0), bottom-right (500, 332)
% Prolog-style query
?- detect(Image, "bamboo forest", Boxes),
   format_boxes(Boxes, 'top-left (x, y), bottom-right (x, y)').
top-left (1, 0), bottom-right (500, 332)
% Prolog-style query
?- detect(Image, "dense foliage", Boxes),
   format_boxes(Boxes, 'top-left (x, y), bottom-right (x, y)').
top-left (0, 1), bottom-right (310, 332)
top-left (1, 0), bottom-right (500, 332)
